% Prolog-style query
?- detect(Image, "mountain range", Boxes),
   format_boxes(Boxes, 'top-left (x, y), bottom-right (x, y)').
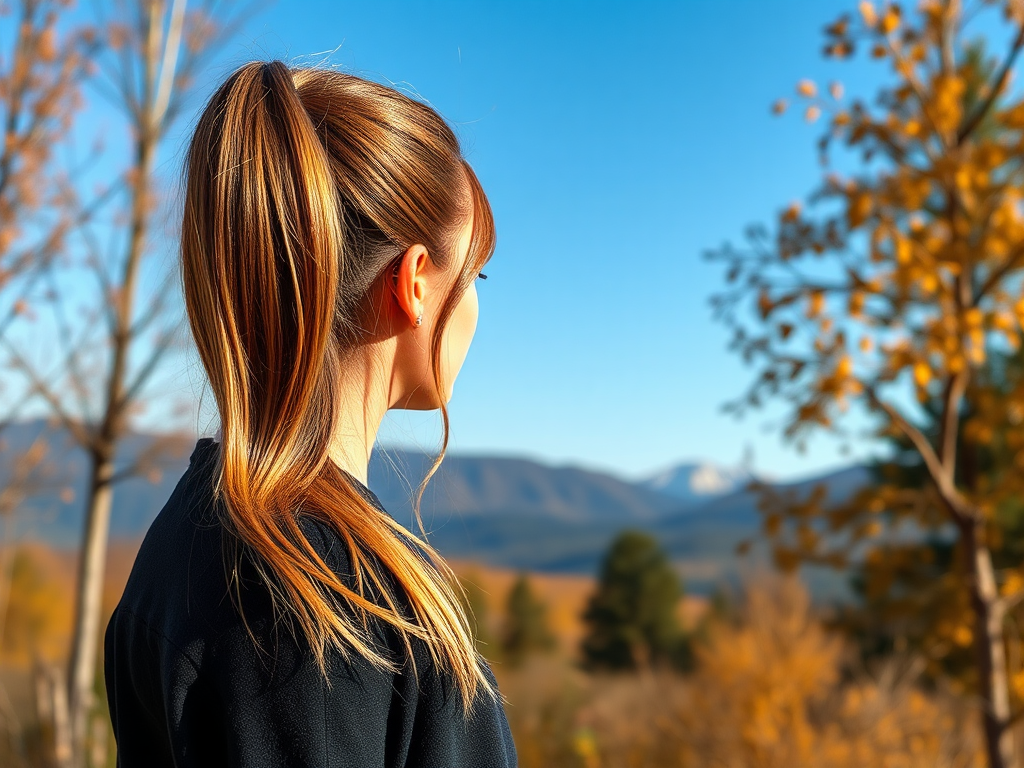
top-left (0, 419), bottom-right (872, 597)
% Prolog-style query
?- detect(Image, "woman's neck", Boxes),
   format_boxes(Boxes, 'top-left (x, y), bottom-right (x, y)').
top-left (327, 343), bottom-right (395, 487)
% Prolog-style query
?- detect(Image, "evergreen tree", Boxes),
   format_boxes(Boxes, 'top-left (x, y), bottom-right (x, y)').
top-left (500, 572), bottom-right (556, 667)
top-left (580, 530), bottom-right (688, 672)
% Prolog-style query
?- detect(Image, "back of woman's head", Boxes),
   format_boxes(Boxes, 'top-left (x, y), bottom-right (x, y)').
top-left (179, 60), bottom-right (496, 713)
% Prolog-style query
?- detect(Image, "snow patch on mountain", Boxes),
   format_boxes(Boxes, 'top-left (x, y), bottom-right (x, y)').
top-left (641, 462), bottom-right (755, 505)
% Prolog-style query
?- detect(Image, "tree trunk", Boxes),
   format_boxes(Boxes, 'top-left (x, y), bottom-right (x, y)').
top-left (66, 450), bottom-right (114, 768)
top-left (35, 661), bottom-right (72, 768)
top-left (966, 520), bottom-right (1017, 768)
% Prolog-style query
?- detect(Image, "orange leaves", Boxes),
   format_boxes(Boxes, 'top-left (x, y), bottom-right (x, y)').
top-left (848, 291), bottom-right (865, 317)
top-left (845, 186), bottom-right (875, 230)
top-left (893, 234), bottom-right (912, 265)
top-left (879, 7), bottom-right (900, 34)
top-left (806, 290), bottom-right (826, 319)
top-left (797, 79), bottom-right (817, 97)
top-left (912, 361), bottom-right (931, 388)
top-left (805, 106), bottom-right (821, 123)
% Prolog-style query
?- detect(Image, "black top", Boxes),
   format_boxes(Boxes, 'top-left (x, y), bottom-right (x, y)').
top-left (104, 437), bottom-right (517, 767)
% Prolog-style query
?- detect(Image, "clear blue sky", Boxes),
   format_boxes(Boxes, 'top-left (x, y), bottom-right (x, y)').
top-left (61, 0), bottom-right (1000, 482)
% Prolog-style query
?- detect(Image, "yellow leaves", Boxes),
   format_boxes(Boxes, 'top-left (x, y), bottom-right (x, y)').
top-left (847, 193), bottom-right (872, 228)
top-left (835, 355), bottom-right (853, 379)
top-left (859, 336), bottom-right (873, 353)
top-left (572, 728), bottom-right (599, 766)
top-left (859, 1), bottom-right (877, 27)
top-left (848, 291), bottom-right (865, 317)
top-left (894, 235), bottom-right (912, 265)
top-left (805, 106), bottom-right (821, 123)
top-left (952, 625), bottom-right (973, 648)
top-left (963, 419), bottom-right (994, 445)
top-left (879, 7), bottom-right (900, 34)
top-left (1001, 571), bottom-right (1024, 598)
top-left (1012, 670), bottom-right (1024, 703)
top-left (807, 290), bottom-right (826, 319)
top-left (993, 311), bottom-right (1016, 334)
top-left (797, 79), bottom-right (817, 97)
top-left (931, 74), bottom-right (966, 135)
top-left (913, 361), bottom-right (931, 387)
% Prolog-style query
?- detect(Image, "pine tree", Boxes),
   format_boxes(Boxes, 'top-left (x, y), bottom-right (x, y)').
top-left (500, 572), bottom-right (556, 667)
top-left (579, 530), bottom-right (687, 672)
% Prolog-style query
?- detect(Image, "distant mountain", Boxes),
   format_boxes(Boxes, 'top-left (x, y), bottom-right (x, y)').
top-left (639, 461), bottom-right (755, 507)
top-left (369, 449), bottom-right (684, 527)
top-left (0, 419), bottom-right (875, 598)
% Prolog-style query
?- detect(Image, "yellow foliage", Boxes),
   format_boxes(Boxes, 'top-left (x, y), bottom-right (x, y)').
top-left (1001, 570), bottom-right (1024, 598)
top-left (807, 290), bottom-right (826, 319)
top-left (880, 8), bottom-right (900, 34)
top-left (912, 361), bottom-right (931, 387)
top-left (952, 624), bottom-right (973, 648)
top-left (797, 79), bottom-right (817, 97)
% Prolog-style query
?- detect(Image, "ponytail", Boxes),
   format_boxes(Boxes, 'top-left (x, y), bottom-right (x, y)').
top-left (180, 61), bottom-right (497, 714)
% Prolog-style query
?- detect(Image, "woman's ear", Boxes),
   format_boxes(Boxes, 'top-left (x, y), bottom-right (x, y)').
top-left (391, 244), bottom-right (430, 327)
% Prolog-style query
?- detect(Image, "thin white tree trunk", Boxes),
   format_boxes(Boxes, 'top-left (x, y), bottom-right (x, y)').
top-left (66, 456), bottom-right (114, 767)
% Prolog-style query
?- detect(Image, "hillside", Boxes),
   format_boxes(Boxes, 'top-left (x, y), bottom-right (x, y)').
top-left (0, 420), bottom-right (873, 596)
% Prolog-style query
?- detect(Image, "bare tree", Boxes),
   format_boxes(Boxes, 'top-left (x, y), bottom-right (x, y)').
top-left (0, 0), bottom-right (250, 762)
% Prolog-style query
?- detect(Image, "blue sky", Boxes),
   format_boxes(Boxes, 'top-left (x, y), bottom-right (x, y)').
top-left (33, 0), bottom-right (1005, 483)
top-left (216, 0), bottom-right (875, 483)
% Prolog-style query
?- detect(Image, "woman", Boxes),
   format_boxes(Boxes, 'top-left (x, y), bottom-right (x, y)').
top-left (104, 60), bottom-right (517, 767)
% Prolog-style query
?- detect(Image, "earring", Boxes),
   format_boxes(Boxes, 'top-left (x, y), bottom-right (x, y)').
top-left (416, 313), bottom-right (423, 327)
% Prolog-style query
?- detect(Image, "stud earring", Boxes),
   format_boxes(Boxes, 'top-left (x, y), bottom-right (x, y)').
top-left (416, 313), bottom-right (423, 326)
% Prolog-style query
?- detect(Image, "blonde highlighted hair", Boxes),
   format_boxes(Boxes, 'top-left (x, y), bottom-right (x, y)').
top-left (179, 60), bottom-right (497, 713)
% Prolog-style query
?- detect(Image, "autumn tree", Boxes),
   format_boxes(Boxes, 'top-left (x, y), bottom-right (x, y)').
top-left (580, 530), bottom-right (687, 672)
top-left (0, 0), bottom-right (96, 655)
top-left (501, 572), bottom-right (556, 667)
top-left (707, 2), bottom-right (1024, 766)
top-left (0, 1), bottom-right (251, 762)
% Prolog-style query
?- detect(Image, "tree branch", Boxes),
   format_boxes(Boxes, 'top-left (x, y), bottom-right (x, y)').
top-left (957, 21), bottom-right (1024, 145)
top-left (865, 383), bottom-right (974, 527)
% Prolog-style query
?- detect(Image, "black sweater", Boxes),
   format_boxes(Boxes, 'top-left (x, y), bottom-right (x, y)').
top-left (104, 437), bottom-right (517, 767)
